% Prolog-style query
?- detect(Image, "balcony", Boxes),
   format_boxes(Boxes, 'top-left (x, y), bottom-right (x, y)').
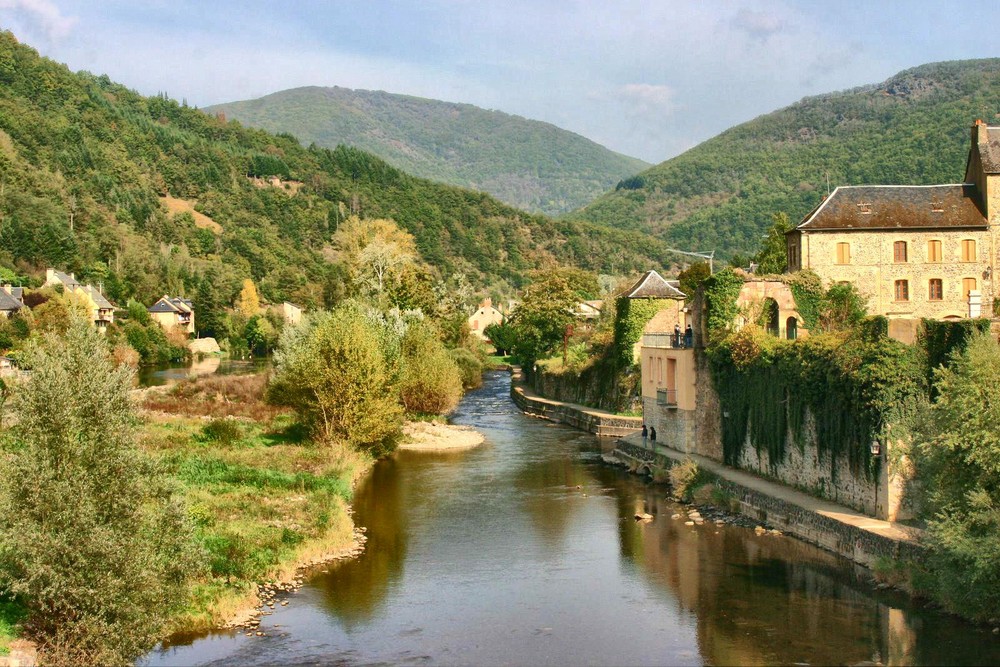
top-left (642, 333), bottom-right (693, 349)
top-left (656, 388), bottom-right (677, 407)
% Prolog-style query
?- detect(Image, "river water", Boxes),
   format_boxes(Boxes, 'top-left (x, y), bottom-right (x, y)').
top-left (146, 371), bottom-right (1000, 666)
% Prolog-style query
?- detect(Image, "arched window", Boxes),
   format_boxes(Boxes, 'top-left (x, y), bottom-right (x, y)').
top-left (763, 298), bottom-right (779, 337)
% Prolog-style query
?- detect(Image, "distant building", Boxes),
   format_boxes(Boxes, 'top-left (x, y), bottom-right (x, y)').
top-left (572, 300), bottom-right (604, 319)
top-left (148, 296), bottom-right (195, 335)
top-left (787, 120), bottom-right (1000, 338)
top-left (282, 301), bottom-right (303, 326)
top-left (468, 298), bottom-right (504, 340)
top-left (44, 268), bottom-right (115, 330)
top-left (0, 285), bottom-right (22, 318)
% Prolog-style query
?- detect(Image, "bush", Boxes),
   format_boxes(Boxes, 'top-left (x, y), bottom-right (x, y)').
top-left (667, 458), bottom-right (702, 501)
top-left (399, 321), bottom-right (463, 415)
top-left (268, 306), bottom-right (403, 452)
top-left (449, 347), bottom-right (483, 390)
top-left (0, 317), bottom-right (202, 665)
top-left (199, 418), bottom-right (244, 446)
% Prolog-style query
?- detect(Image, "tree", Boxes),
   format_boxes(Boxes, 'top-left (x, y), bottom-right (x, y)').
top-left (677, 261), bottom-right (712, 301)
top-left (268, 307), bottom-right (403, 452)
top-left (0, 317), bottom-right (200, 664)
top-left (398, 320), bottom-right (463, 415)
top-left (236, 279), bottom-right (261, 318)
top-left (331, 216), bottom-right (417, 301)
top-left (483, 321), bottom-right (516, 355)
top-left (916, 332), bottom-right (1000, 619)
top-left (752, 212), bottom-right (792, 274)
top-left (508, 268), bottom-right (581, 367)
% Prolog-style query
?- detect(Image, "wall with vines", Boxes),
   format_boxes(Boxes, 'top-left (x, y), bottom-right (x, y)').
top-left (612, 296), bottom-right (671, 367)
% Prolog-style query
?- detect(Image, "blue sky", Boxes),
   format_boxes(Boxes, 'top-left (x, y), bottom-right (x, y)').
top-left (2, 0), bottom-right (998, 163)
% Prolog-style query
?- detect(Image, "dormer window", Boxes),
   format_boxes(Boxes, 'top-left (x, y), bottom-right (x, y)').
top-left (857, 201), bottom-right (872, 214)
top-left (930, 200), bottom-right (944, 213)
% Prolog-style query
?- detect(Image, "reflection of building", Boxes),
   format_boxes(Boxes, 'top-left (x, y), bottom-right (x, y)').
top-left (467, 298), bottom-right (504, 340)
top-left (787, 121), bottom-right (1000, 333)
top-left (148, 296), bottom-right (195, 335)
top-left (44, 269), bottom-right (116, 330)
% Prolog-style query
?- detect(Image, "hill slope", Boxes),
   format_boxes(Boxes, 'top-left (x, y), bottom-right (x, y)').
top-left (573, 59), bottom-right (1000, 259)
top-left (205, 86), bottom-right (649, 215)
top-left (0, 33), bottom-right (667, 316)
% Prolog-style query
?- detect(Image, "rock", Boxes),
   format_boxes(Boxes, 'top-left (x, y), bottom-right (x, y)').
top-left (994, 627), bottom-right (999, 635)
top-left (754, 526), bottom-right (766, 535)
top-left (770, 529), bottom-right (782, 536)
top-left (685, 521), bottom-right (695, 526)
top-left (634, 512), bottom-right (654, 521)
top-left (671, 513), bottom-right (681, 519)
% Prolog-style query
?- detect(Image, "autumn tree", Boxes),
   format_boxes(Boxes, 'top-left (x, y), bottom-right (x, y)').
top-left (332, 216), bottom-right (417, 301)
top-left (236, 278), bottom-right (261, 318)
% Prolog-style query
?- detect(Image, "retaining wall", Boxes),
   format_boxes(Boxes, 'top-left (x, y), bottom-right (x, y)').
top-left (510, 368), bottom-right (641, 438)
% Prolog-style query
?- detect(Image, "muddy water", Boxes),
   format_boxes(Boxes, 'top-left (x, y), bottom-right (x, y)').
top-left (145, 371), bottom-right (1000, 666)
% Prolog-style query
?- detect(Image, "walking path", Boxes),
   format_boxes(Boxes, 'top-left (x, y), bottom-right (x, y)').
top-left (620, 431), bottom-right (921, 545)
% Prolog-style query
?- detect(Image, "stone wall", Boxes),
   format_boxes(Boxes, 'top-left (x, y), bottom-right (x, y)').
top-left (511, 369), bottom-right (642, 438)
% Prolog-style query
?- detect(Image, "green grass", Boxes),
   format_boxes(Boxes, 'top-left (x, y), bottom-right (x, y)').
top-left (0, 595), bottom-right (27, 655)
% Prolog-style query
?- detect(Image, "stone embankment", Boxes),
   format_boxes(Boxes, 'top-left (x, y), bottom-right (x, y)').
top-left (509, 367), bottom-right (641, 438)
top-left (612, 436), bottom-right (925, 568)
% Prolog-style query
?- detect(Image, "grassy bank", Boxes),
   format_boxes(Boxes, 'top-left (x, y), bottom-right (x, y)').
top-left (139, 374), bottom-right (371, 633)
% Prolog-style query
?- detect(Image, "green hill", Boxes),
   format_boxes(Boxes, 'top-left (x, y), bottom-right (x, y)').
top-left (573, 59), bottom-right (1000, 259)
top-left (0, 32), bottom-right (666, 315)
top-left (204, 86), bottom-right (649, 215)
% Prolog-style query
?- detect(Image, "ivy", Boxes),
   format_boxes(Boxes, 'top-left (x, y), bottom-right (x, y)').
top-left (785, 270), bottom-right (824, 331)
top-left (703, 268), bottom-right (743, 339)
top-left (709, 326), bottom-right (925, 482)
top-left (920, 318), bottom-right (991, 395)
top-left (612, 296), bottom-right (670, 368)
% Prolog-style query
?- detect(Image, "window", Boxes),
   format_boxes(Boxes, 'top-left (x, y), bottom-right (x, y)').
top-left (927, 240), bottom-right (942, 262)
top-left (961, 239), bottom-right (977, 262)
top-left (835, 242), bottom-right (851, 264)
top-left (893, 241), bottom-right (907, 263)
top-left (656, 357), bottom-right (663, 384)
top-left (963, 277), bottom-right (978, 297)
top-left (928, 279), bottom-right (943, 301)
top-left (894, 280), bottom-right (909, 302)
top-left (788, 243), bottom-right (800, 269)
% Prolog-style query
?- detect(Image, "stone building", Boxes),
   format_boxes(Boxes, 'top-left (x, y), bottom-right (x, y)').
top-left (44, 268), bottom-right (115, 330)
top-left (786, 121), bottom-right (1000, 333)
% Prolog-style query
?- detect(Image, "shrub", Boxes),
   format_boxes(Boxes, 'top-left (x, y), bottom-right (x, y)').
top-left (199, 418), bottom-right (244, 446)
top-left (0, 317), bottom-right (202, 665)
top-left (449, 347), bottom-right (483, 390)
top-left (667, 458), bottom-right (701, 500)
top-left (399, 320), bottom-right (463, 415)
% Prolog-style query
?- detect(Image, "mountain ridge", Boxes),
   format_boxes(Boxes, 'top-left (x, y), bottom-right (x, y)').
top-left (205, 86), bottom-right (649, 215)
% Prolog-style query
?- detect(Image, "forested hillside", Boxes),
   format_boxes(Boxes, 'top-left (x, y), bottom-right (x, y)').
top-left (205, 86), bottom-right (649, 215)
top-left (573, 59), bottom-right (1000, 259)
top-left (0, 33), bottom-right (665, 315)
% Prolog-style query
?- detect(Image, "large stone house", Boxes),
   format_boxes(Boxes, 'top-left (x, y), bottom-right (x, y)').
top-left (786, 121), bottom-right (1000, 333)
top-left (148, 296), bottom-right (195, 335)
top-left (467, 298), bottom-right (505, 340)
top-left (44, 269), bottom-right (115, 330)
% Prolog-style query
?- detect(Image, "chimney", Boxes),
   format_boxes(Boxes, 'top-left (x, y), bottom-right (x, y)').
top-left (974, 119), bottom-right (989, 145)
top-left (1, 284), bottom-right (10, 295)
top-left (46, 268), bottom-right (55, 284)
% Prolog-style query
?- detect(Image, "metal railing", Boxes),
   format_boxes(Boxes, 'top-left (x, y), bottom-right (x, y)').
top-left (641, 333), bottom-right (695, 349)
top-left (656, 388), bottom-right (678, 406)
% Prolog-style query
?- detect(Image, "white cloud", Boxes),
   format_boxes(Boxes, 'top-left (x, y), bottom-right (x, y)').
top-left (0, 0), bottom-right (76, 40)
top-left (729, 7), bottom-right (786, 43)
top-left (619, 83), bottom-right (675, 115)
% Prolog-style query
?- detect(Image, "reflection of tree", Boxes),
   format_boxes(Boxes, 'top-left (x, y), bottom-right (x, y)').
top-left (316, 457), bottom-right (408, 628)
top-left (511, 442), bottom-right (593, 549)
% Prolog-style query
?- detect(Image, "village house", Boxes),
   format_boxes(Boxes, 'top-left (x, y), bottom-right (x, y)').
top-left (786, 120), bottom-right (1000, 340)
top-left (147, 296), bottom-right (195, 335)
top-left (0, 285), bottom-right (22, 318)
top-left (281, 301), bottom-right (303, 326)
top-left (44, 269), bottom-right (116, 330)
top-left (467, 297), bottom-right (504, 340)
top-left (572, 300), bottom-right (604, 320)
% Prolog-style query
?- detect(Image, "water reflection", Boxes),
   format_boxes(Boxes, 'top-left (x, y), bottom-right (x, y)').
top-left (135, 357), bottom-right (268, 387)
top-left (145, 371), bottom-right (1000, 667)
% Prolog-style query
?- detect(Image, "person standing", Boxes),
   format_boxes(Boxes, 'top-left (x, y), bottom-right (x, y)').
top-left (674, 323), bottom-right (681, 348)
top-left (684, 324), bottom-right (693, 349)
top-left (650, 427), bottom-right (657, 444)
top-left (641, 424), bottom-right (648, 447)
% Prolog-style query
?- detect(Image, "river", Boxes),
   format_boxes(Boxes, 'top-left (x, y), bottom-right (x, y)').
top-left (145, 371), bottom-right (1000, 666)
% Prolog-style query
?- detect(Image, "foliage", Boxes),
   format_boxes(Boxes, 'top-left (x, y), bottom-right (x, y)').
top-left (483, 321), bottom-right (515, 355)
top-left (667, 458), bottom-right (714, 502)
top-left (709, 327), bottom-right (924, 481)
top-left (268, 307), bottom-right (403, 452)
top-left (0, 31), bottom-right (668, 331)
top-left (919, 318), bottom-right (991, 393)
top-left (574, 59), bottom-right (1000, 259)
top-left (914, 332), bottom-right (1000, 620)
top-left (611, 296), bottom-right (670, 368)
top-left (449, 346), bottom-right (484, 390)
top-left (236, 279), bottom-right (261, 319)
top-left (399, 321), bottom-right (463, 415)
top-left (702, 268), bottom-right (744, 338)
top-left (752, 213), bottom-right (792, 274)
top-left (0, 317), bottom-right (201, 665)
top-left (508, 268), bottom-right (587, 368)
top-left (207, 86), bottom-right (650, 215)
top-left (677, 261), bottom-right (711, 301)
top-left (333, 216), bottom-right (417, 301)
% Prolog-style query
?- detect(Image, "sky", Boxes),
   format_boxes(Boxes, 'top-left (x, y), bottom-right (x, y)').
top-left (1, 0), bottom-right (998, 164)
